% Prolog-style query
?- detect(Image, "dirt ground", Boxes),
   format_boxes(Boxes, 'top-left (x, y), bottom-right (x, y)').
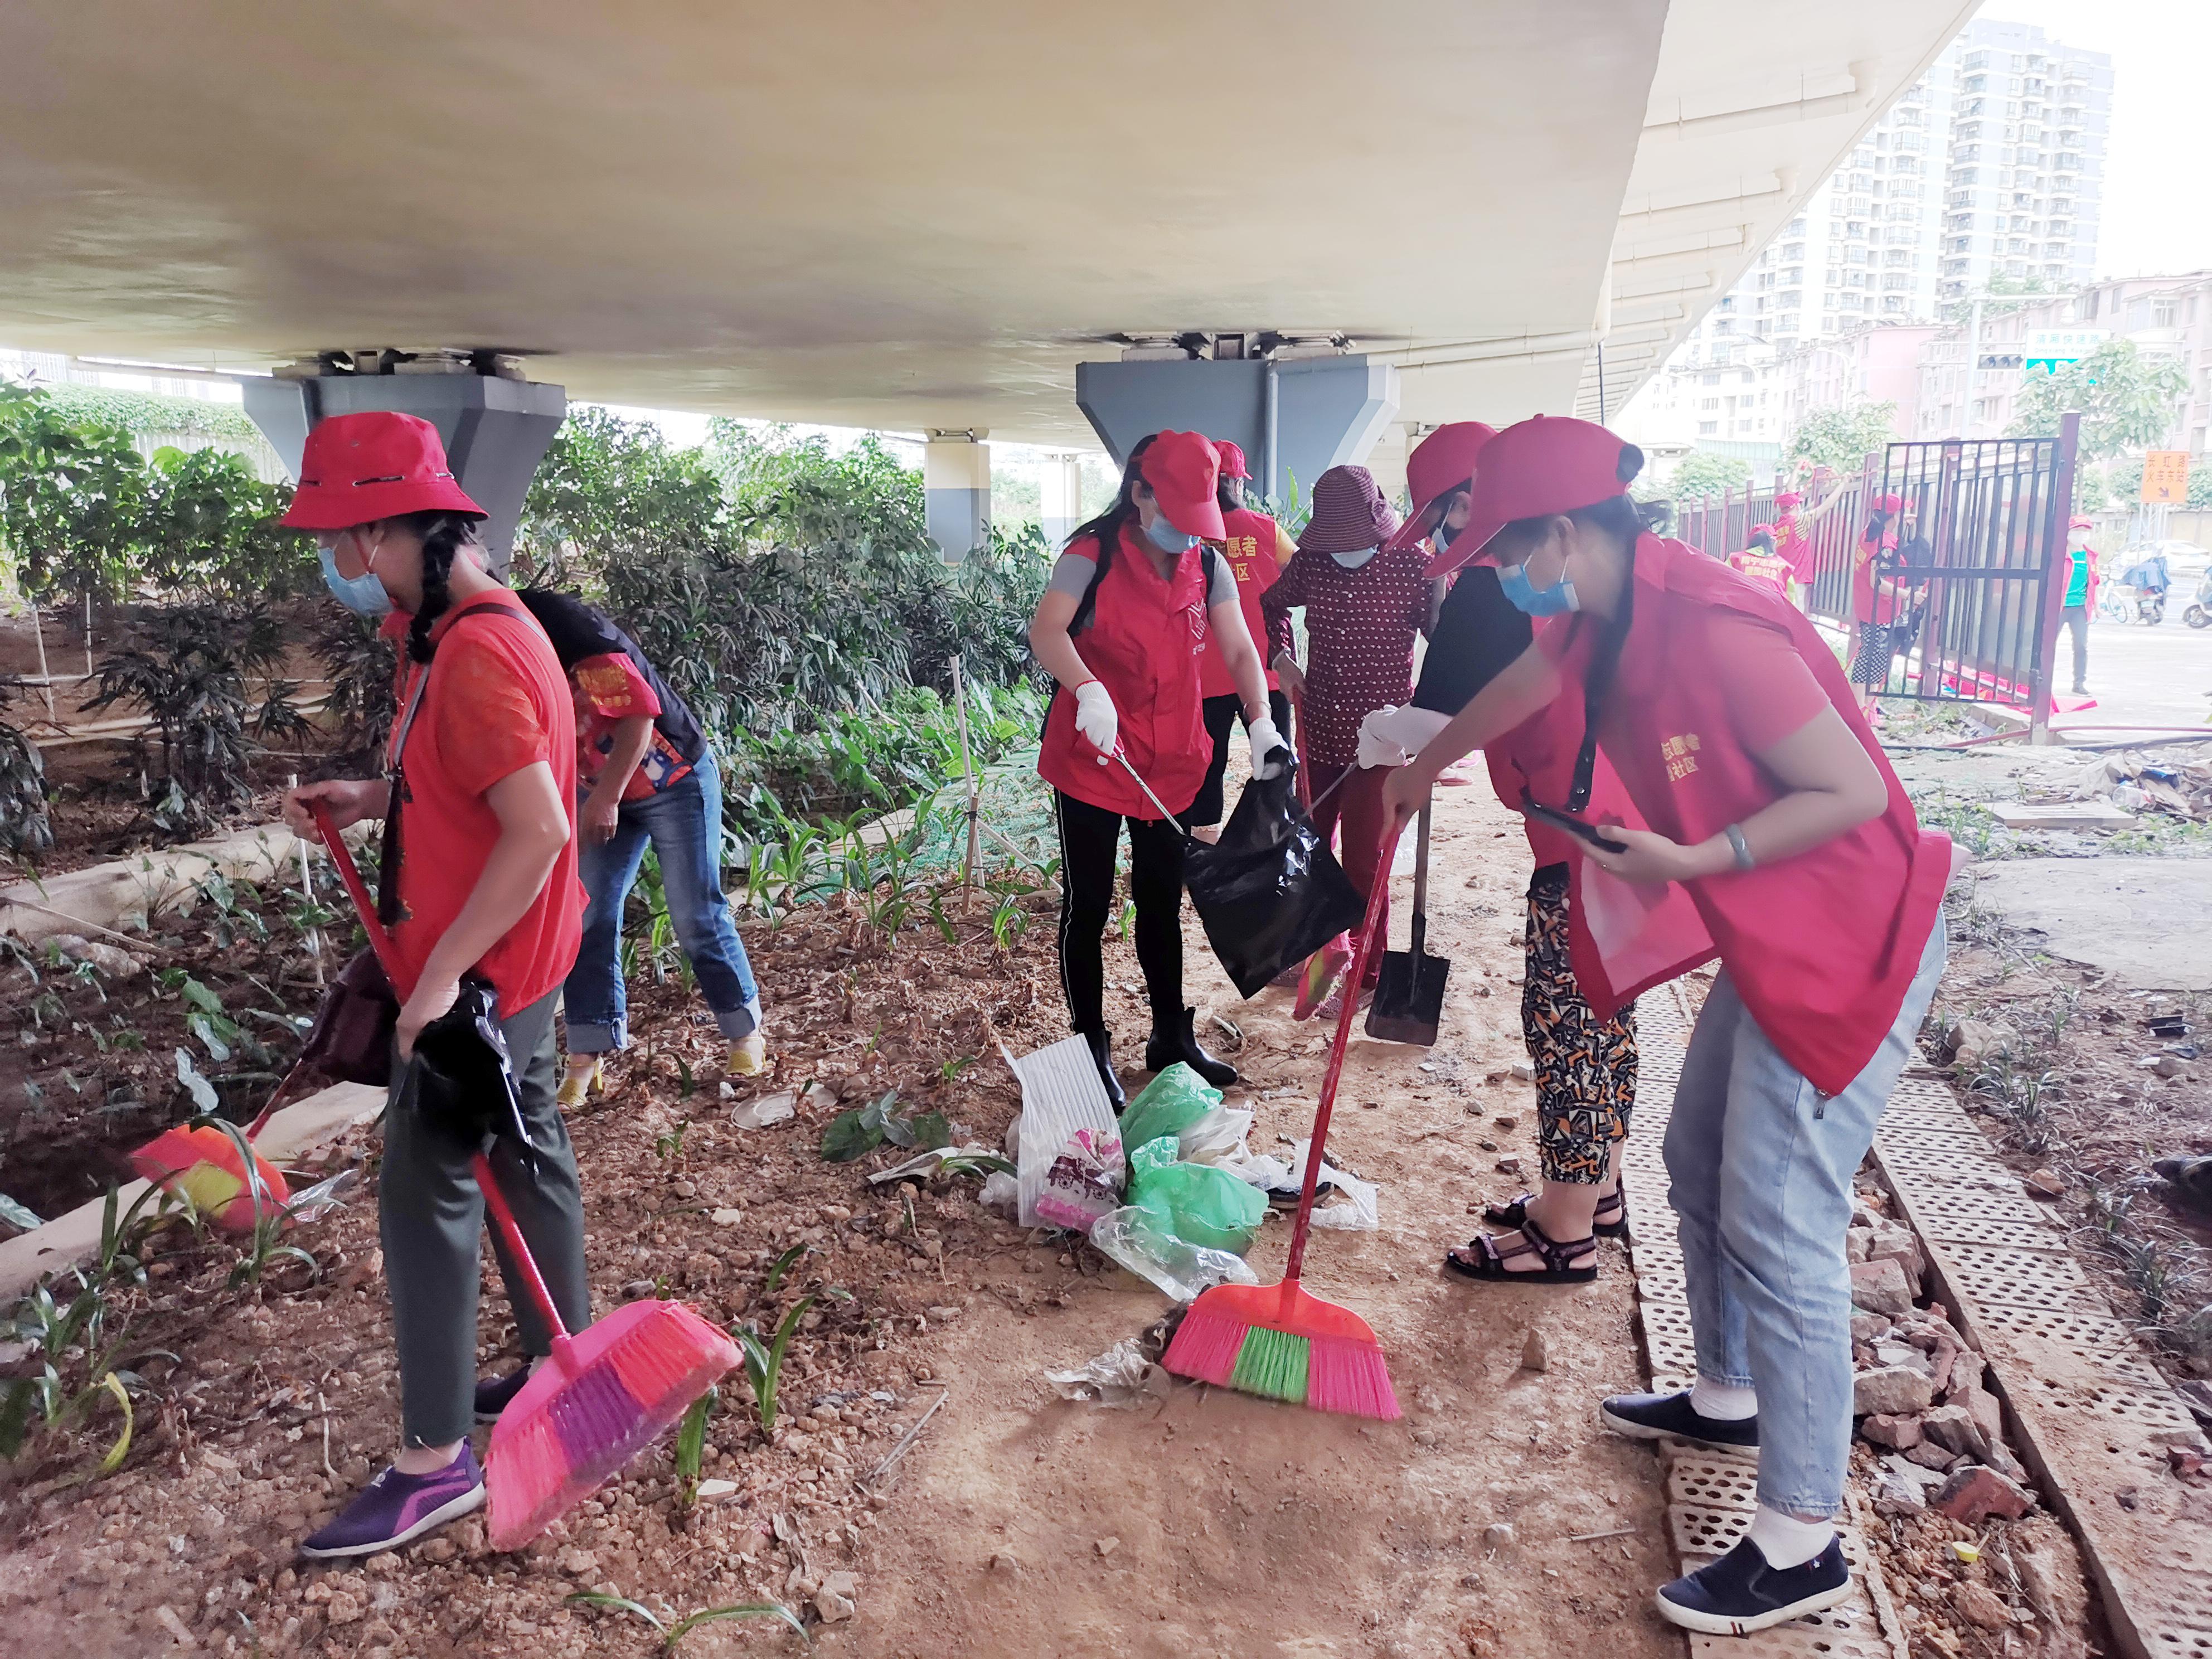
top-left (0, 779), bottom-right (1692, 1659)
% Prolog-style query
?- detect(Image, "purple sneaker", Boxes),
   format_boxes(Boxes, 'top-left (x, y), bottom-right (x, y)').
top-left (299, 1442), bottom-right (486, 1559)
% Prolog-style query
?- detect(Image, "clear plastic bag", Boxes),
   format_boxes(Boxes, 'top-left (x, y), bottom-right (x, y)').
top-left (1089, 1206), bottom-right (1260, 1303)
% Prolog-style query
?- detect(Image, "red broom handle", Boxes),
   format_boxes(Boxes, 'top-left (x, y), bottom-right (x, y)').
top-left (1282, 818), bottom-right (1403, 1287)
top-left (472, 1149), bottom-right (573, 1342)
top-left (306, 801), bottom-right (574, 1343)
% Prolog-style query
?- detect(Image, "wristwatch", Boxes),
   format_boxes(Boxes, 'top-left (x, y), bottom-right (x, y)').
top-left (1724, 823), bottom-right (1755, 871)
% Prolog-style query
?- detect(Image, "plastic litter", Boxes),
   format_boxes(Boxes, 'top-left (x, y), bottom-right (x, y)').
top-left (729, 1090), bottom-right (797, 1129)
top-left (1036, 1128), bottom-right (1125, 1233)
top-left (1126, 1135), bottom-right (1266, 1253)
top-left (978, 1171), bottom-right (1020, 1216)
top-left (1223, 1140), bottom-right (1378, 1231)
top-left (1177, 1105), bottom-right (1255, 1166)
top-left (1089, 1206), bottom-right (1260, 1303)
top-left (1117, 1063), bottom-right (1223, 1154)
top-left (1004, 1036), bottom-right (1120, 1228)
top-left (282, 1166), bottom-right (362, 1225)
top-left (1044, 1335), bottom-right (1173, 1408)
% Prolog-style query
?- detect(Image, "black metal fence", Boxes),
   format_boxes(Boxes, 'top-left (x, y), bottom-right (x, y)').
top-left (1670, 414), bottom-right (2079, 730)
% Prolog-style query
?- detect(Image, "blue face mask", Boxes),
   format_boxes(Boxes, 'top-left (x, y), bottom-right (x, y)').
top-left (319, 542), bottom-right (394, 618)
top-left (1144, 513), bottom-right (1199, 556)
top-left (1499, 553), bottom-right (1579, 617)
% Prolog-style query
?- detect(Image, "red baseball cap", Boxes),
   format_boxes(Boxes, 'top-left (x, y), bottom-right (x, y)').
top-left (280, 411), bottom-right (486, 531)
top-left (2069, 515), bottom-right (2094, 530)
top-left (1776, 490), bottom-right (1802, 509)
top-left (1384, 421), bottom-right (1497, 554)
top-left (1449, 415), bottom-right (1642, 577)
top-left (1140, 431), bottom-right (1227, 540)
top-left (1212, 439), bottom-right (1250, 481)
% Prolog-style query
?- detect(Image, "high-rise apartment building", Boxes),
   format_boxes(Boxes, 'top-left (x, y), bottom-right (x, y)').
top-left (1621, 18), bottom-right (2112, 467)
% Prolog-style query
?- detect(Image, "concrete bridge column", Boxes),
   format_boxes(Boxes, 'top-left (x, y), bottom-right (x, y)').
top-left (923, 429), bottom-right (991, 561)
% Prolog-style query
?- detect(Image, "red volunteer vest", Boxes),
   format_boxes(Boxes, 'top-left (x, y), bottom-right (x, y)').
top-left (1039, 527), bottom-right (1212, 820)
top-left (1199, 507), bottom-right (1284, 698)
top-left (1728, 548), bottom-right (1795, 598)
top-left (1561, 536), bottom-right (1949, 1094)
top-left (1773, 513), bottom-right (1812, 583)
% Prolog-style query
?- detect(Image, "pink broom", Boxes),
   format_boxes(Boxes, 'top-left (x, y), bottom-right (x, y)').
top-left (1162, 821), bottom-right (1404, 1419)
top-left (311, 804), bottom-right (740, 1549)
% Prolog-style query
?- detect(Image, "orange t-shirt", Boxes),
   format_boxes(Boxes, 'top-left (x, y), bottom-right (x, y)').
top-left (382, 598), bottom-right (584, 1012)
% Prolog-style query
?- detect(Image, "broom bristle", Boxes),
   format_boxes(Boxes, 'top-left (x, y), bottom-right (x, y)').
top-left (1160, 1306), bottom-right (1248, 1386)
top-left (1306, 1336), bottom-right (1401, 1421)
top-left (486, 1302), bottom-right (739, 1552)
top-left (1229, 1326), bottom-right (1309, 1404)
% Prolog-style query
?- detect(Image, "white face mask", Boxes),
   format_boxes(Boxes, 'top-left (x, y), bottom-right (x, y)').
top-left (1329, 547), bottom-right (1377, 570)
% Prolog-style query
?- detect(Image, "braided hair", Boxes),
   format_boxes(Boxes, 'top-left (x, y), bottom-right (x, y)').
top-left (394, 511), bottom-right (488, 664)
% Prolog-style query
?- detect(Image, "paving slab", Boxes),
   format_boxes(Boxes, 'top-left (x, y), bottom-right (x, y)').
top-left (1964, 857), bottom-right (2212, 989)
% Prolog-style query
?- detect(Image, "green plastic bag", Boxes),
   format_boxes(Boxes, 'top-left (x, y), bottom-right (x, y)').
top-left (1117, 1063), bottom-right (1223, 1156)
top-left (1126, 1135), bottom-right (1266, 1254)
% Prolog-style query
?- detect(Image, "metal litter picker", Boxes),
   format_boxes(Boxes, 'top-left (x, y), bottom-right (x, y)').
top-left (310, 803), bottom-right (741, 1550)
top-left (1161, 821), bottom-right (1405, 1419)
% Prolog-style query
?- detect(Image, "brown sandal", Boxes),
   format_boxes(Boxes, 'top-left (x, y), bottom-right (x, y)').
top-left (1443, 1216), bottom-right (1599, 1284)
top-left (1483, 1189), bottom-right (1627, 1239)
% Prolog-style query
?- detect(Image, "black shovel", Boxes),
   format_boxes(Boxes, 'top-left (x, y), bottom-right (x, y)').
top-left (1366, 797), bottom-right (1449, 1045)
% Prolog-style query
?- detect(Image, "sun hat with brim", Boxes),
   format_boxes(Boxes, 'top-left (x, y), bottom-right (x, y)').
top-left (1447, 415), bottom-right (1640, 579)
top-left (1299, 465), bottom-right (1401, 557)
top-left (1212, 439), bottom-right (1251, 481)
top-left (1139, 430), bottom-right (1227, 540)
top-left (279, 411), bottom-right (486, 531)
top-left (1384, 421), bottom-right (1497, 554)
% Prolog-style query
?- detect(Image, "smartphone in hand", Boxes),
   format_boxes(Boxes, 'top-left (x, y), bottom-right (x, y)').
top-left (1519, 793), bottom-right (1629, 855)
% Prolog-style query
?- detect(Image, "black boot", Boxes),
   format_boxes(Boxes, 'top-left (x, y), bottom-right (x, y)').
top-left (1146, 1007), bottom-right (1238, 1089)
top-left (1081, 1028), bottom-right (1126, 1112)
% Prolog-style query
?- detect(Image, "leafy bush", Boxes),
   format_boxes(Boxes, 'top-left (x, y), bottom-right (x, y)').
top-left (313, 612), bottom-right (399, 766)
top-left (0, 674), bottom-right (50, 856)
top-left (85, 603), bottom-right (299, 832)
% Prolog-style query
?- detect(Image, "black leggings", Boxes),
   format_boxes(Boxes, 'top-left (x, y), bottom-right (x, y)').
top-left (1190, 688), bottom-right (1295, 826)
top-left (1055, 790), bottom-right (1187, 1035)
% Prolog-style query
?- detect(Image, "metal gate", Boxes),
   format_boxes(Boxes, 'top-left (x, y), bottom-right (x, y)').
top-left (1670, 413), bottom-right (2079, 733)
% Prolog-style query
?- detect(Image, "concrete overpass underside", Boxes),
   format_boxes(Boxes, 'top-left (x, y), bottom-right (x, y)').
top-left (0, 1), bottom-right (1975, 448)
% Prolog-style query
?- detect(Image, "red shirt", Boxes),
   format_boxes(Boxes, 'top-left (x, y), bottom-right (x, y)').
top-left (1541, 536), bottom-right (1949, 1093)
top-left (571, 651), bottom-right (693, 802)
top-left (1198, 508), bottom-right (1295, 698)
top-left (382, 596), bottom-right (584, 1012)
top-left (1262, 543), bottom-right (1430, 767)
top-left (1037, 528), bottom-right (1211, 819)
top-left (1728, 548), bottom-right (1795, 598)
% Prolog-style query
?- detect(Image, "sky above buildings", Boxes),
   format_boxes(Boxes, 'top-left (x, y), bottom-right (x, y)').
top-left (1997, 1), bottom-right (2211, 278)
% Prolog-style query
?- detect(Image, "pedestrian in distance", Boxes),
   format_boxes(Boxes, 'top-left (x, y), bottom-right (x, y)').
top-left (1187, 439), bottom-right (1298, 845)
top-left (2060, 515), bottom-right (2098, 694)
top-left (1383, 415), bottom-right (1958, 1637)
top-left (280, 412), bottom-right (591, 1559)
top-left (1028, 431), bottom-right (1287, 1109)
top-left (513, 589), bottom-right (768, 1107)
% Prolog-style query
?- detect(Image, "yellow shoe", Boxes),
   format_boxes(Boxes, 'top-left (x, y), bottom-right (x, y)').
top-left (727, 1034), bottom-right (768, 1077)
top-left (556, 1057), bottom-right (604, 1110)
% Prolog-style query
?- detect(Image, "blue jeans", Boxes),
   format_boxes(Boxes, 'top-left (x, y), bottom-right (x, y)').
top-left (566, 748), bottom-right (761, 1054)
top-left (1664, 920), bottom-right (1946, 1519)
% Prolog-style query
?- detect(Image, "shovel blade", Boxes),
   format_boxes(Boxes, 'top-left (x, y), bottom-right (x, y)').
top-left (1365, 948), bottom-right (1450, 1046)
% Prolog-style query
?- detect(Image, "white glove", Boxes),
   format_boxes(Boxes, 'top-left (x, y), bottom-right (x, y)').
top-left (1357, 705), bottom-right (1452, 770)
top-left (1073, 680), bottom-right (1118, 756)
top-left (1246, 715), bottom-right (1288, 780)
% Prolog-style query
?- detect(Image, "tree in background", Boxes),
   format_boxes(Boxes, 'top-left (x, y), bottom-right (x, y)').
top-left (1784, 401), bottom-right (1899, 475)
top-left (2007, 339), bottom-right (2187, 462)
top-left (1666, 452), bottom-right (1753, 502)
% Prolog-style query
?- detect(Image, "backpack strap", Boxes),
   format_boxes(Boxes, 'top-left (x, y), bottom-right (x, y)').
top-left (1071, 536), bottom-right (1221, 637)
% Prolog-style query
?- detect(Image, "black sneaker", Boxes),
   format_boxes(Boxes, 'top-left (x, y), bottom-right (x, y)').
top-left (473, 1363), bottom-right (536, 1424)
top-left (1656, 1536), bottom-right (1850, 1635)
top-left (1600, 1388), bottom-right (1759, 1453)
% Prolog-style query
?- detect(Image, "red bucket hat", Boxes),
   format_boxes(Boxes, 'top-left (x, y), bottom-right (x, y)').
top-left (1299, 465), bottom-right (1401, 557)
top-left (1452, 415), bottom-right (1640, 576)
top-left (1384, 421), bottom-right (1497, 553)
top-left (1139, 431), bottom-right (1226, 540)
top-left (280, 411), bottom-right (487, 531)
top-left (1212, 439), bottom-right (1250, 481)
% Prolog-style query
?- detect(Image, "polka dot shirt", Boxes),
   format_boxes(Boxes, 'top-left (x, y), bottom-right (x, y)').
top-left (1262, 544), bottom-right (1432, 767)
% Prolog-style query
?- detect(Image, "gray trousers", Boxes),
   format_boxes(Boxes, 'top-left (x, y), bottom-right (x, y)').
top-left (381, 989), bottom-right (592, 1447)
top-left (2062, 605), bottom-right (2088, 691)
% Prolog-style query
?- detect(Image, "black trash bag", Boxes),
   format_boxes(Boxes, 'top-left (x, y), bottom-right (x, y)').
top-left (410, 975), bottom-right (532, 1148)
top-left (1183, 759), bottom-right (1367, 998)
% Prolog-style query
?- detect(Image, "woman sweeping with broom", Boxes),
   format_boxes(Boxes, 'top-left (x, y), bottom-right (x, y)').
top-left (1382, 416), bottom-right (1954, 1637)
top-left (280, 411), bottom-right (591, 1558)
